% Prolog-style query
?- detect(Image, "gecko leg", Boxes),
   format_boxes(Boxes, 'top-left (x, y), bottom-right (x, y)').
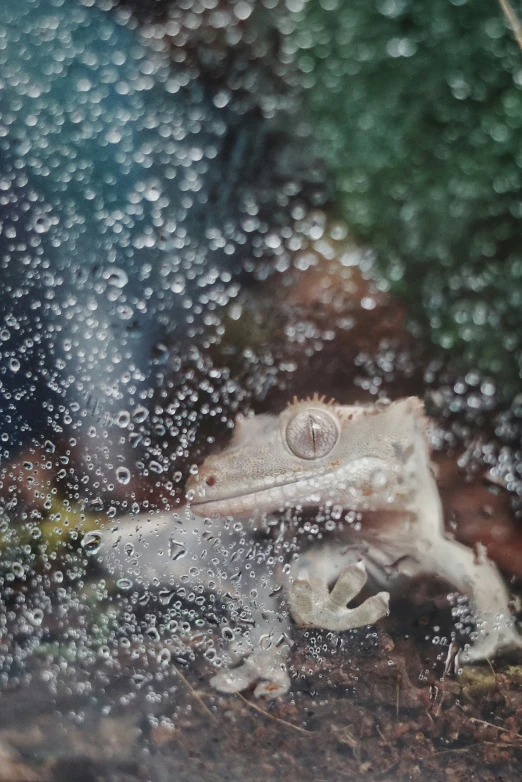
top-left (105, 509), bottom-right (293, 698)
top-left (421, 536), bottom-right (522, 663)
top-left (210, 644), bottom-right (291, 698)
top-left (288, 561), bottom-right (390, 632)
top-left (372, 527), bottom-right (522, 663)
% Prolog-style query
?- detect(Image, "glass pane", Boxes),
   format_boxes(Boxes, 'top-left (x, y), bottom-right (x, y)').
top-left (0, 1), bottom-right (521, 779)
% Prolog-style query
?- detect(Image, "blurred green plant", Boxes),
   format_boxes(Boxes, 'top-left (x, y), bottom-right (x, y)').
top-left (294, 0), bottom-right (522, 393)
top-left (0, 497), bottom-right (101, 560)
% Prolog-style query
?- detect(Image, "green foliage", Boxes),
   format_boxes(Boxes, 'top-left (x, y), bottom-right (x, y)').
top-left (295, 0), bottom-right (522, 389)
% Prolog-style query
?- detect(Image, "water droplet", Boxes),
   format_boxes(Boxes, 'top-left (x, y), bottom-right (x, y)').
top-left (371, 470), bottom-right (388, 489)
top-left (81, 531), bottom-right (103, 555)
top-left (146, 626), bottom-right (160, 641)
top-left (157, 648), bottom-right (171, 665)
top-left (159, 589), bottom-right (174, 605)
top-left (116, 467), bottom-right (131, 485)
top-left (102, 267), bottom-right (128, 288)
top-left (132, 406), bottom-right (149, 424)
top-left (116, 410), bottom-right (131, 428)
top-left (28, 609), bottom-right (44, 626)
top-left (144, 183), bottom-right (161, 202)
top-left (168, 540), bottom-right (186, 561)
top-left (33, 215), bottom-right (52, 234)
top-left (151, 343), bottom-right (169, 365)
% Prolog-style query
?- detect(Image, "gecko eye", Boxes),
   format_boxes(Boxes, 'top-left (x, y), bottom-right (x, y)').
top-left (285, 408), bottom-right (339, 460)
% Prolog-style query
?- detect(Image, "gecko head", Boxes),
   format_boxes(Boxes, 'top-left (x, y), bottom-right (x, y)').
top-left (185, 396), bottom-right (426, 518)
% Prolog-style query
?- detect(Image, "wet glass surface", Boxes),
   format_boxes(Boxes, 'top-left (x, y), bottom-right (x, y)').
top-left (0, 1), bottom-right (522, 780)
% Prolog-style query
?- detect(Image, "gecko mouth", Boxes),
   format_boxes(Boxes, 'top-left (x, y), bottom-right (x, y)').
top-left (187, 457), bottom-right (395, 518)
top-left (188, 478), bottom-right (310, 518)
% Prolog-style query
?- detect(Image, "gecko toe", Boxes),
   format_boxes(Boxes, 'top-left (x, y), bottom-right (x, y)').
top-left (210, 647), bottom-right (291, 697)
top-left (460, 624), bottom-right (522, 665)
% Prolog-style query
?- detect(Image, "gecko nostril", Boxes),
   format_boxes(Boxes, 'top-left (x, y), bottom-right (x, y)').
top-left (205, 475), bottom-right (216, 487)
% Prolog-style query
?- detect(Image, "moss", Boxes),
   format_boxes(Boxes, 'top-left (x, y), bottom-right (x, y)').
top-left (459, 665), bottom-right (497, 697)
top-left (503, 664), bottom-right (522, 683)
top-left (295, 0), bottom-right (522, 392)
top-left (0, 497), bottom-right (101, 559)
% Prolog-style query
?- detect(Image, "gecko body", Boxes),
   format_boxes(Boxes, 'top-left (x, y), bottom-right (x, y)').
top-left (106, 397), bottom-right (522, 696)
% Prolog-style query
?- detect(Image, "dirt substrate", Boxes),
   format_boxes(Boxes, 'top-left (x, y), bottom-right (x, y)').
top-left (1, 626), bottom-right (522, 782)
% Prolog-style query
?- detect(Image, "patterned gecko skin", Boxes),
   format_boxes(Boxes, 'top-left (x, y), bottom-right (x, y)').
top-left (106, 397), bottom-right (522, 697)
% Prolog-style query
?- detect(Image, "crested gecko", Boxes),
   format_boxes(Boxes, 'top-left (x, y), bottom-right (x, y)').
top-left (105, 397), bottom-right (522, 697)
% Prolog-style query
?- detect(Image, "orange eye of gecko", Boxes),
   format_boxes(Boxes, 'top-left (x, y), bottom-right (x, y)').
top-left (285, 408), bottom-right (339, 460)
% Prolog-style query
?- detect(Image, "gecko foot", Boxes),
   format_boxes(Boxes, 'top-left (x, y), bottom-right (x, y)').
top-left (288, 561), bottom-right (390, 632)
top-left (459, 617), bottom-right (522, 664)
top-left (210, 647), bottom-right (291, 698)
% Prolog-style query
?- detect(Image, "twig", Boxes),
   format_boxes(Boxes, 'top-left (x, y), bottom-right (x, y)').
top-left (235, 692), bottom-right (313, 735)
top-left (486, 657), bottom-right (496, 678)
top-left (422, 746), bottom-right (472, 760)
top-left (396, 675), bottom-right (400, 719)
top-left (172, 663), bottom-right (218, 723)
top-left (423, 736), bottom-right (522, 762)
top-left (374, 761), bottom-right (400, 779)
top-left (435, 690), bottom-right (445, 718)
top-left (498, 0), bottom-right (522, 52)
top-left (469, 716), bottom-right (518, 736)
top-left (376, 724), bottom-right (388, 744)
top-left (483, 740), bottom-right (522, 747)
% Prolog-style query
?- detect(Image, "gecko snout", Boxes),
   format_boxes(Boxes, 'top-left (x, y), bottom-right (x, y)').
top-left (185, 461), bottom-right (219, 501)
top-left (197, 456), bottom-right (219, 485)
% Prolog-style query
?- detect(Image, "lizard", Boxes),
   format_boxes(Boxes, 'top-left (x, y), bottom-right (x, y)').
top-left (104, 396), bottom-right (522, 697)
top-left (185, 396), bottom-right (522, 693)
